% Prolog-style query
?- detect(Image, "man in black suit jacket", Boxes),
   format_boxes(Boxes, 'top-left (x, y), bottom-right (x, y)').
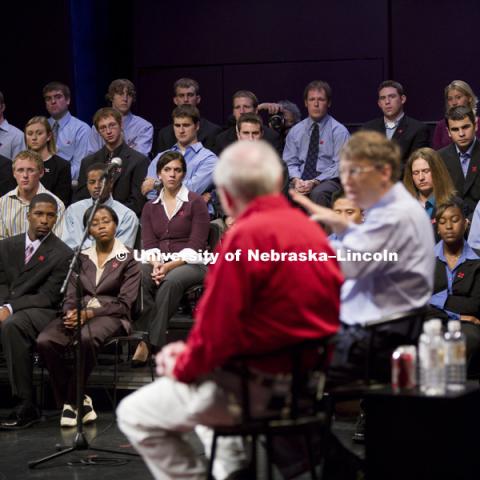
top-left (362, 80), bottom-right (430, 165)
top-left (74, 107), bottom-right (149, 216)
top-left (213, 90), bottom-right (282, 155)
top-left (438, 106), bottom-right (480, 219)
top-left (154, 78), bottom-right (221, 154)
top-left (0, 193), bottom-right (72, 429)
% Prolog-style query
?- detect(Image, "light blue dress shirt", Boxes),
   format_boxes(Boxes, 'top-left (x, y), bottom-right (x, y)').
top-left (0, 119), bottom-right (25, 159)
top-left (330, 182), bottom-right (435, 325)
top-left (48, 112), bottom-right (90, 181)
top-left (61, 196), bottom-right (139, 250)
top-left (146, 142), bottom-right (217, 200)
top-left (467, 201), bottom-right (480, 249)
top-left (455, 139), bottom-right (476, 178)
top-left (87, 112), bottom-right (153, 156)
top-left (283, 114), bottom-right (350, 181)
top-left (430, 240), bottom-right (479, 319)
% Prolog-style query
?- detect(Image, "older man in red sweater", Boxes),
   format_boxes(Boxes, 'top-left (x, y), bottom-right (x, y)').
top-left (117, 140), bottom-right (342, 480)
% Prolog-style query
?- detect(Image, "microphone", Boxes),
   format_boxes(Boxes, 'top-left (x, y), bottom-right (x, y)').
top-left (153, 179), bottom-right (163, 191)
top-left (102, 157), bottom-right (122, 178)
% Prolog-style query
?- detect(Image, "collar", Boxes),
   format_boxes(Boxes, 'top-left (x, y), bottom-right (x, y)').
top-left (25, 232), bottom-right (42, 250)
top-left (55, 111), bottom-right (72, 128)
top-left (123, 111), bottom-right (133, 127)
top-left (83, 238), bottom-right (129, 268)
top-left (435, 239), bottom-right (479, 265)
top-left (172, 142), bottom-right (203, 154)
top-left (153, 183), bottom-right (189, 205)
top-left (236, 194), bottom-right (290, 222)
top-left (425, 195), bottom-right (435, 208)
top-left (105, 141), bottom-right (125, 158)
top-left (90, 196), bottom-right (114, 207)
top-left (0, 118), bottom-right (10, 132)
top-left (455, 138), bottom-right (476, 157)
top-left (306, 114), bottom-right (329, 130)
top-left (7, 182), bottom-right (48, 201)
top-left (384, 112), bottom-right (404, 128)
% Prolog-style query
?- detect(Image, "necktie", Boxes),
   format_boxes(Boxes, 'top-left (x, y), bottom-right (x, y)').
top-left (302, 123), bottom-right (319, 180)
top-left (52, 121), bottom-right (59, 142)
top-left (460, 152), bottom-right (471, 178)
top-left (25, 244), bottom-right (35, 264)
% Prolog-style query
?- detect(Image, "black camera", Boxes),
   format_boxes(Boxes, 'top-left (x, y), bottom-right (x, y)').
top-left (269, 111), bottom-right (284, 134)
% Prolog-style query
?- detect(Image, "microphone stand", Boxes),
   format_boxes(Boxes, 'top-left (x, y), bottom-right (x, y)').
top-left (29, 173), bottom-right (138, 468)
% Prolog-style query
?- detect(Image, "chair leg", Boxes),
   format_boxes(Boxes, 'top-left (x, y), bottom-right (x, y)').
top-left (113, 339), bottom-right (119, 410)
top-left (265, 433), bottom-right (274, 480)
top-left (251, 434), bottom-right (257, 478)
top-left (305, 432), bottom-right (317, 480)
top-left (207, 432), bottom-right (218, 480)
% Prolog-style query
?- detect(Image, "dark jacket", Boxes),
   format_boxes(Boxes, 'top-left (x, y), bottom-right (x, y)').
top-left (41, 154), bottom-right (72, 207)
top-left (0, 154), bottom-right (16, 197)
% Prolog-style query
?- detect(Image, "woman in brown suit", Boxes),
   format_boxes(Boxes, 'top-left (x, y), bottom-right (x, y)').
top-left (37, 205), bottom-right (141, 427)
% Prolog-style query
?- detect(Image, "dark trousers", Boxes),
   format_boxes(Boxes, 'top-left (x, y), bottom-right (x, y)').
top-left (309, 178), bottom-right (341, 207)
top-left (37, 315), bottom-right (125, 407)
top-left (138, 263), bottom-right (206, 348)
top-left (0, 308), bottom-right (56, 402)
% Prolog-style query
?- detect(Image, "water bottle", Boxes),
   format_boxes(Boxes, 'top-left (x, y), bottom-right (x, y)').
top-left (445, 320), bottom-right (466, 391)
top-left (418, 319), bottom-right (446, 395)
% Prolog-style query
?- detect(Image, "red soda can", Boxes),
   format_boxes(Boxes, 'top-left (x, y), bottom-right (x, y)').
top-left (391, 346), bottom-right (417, 391)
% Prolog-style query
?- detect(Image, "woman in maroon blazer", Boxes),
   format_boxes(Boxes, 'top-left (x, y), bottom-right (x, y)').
top-left (132, 151), bottom-right (210, 364)
top-left (37, 205), bottom-right (141, 427)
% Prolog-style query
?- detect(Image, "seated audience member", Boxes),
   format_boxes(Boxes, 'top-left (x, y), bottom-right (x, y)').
top-left (43, 81), bottom-right (90, 182)
top-left (74, 107), bottom-right (149, 216)
top-left (214, 90), bottom-right (282, 155)
top-left (132, 151), bottom-right (210, 364)
top-left (0, 91), bottom-right (24, 159)
top-left (62, 163), bottom-right (138, 250)
top-left (117, 140), bottom-right (342, 479)
top-left (237, 112), bottom-right (289, 196)
top-left (87, 79), bottom-right (153, 156)
top-left (362, 80), bottom-right (430, 165)
top-left (142, 105), bottom-right (217, 201)
top-left (284, 80), bottom-right (350, 207)
top-left (37, 205), bottom-right (141, 427)
top-left (0, 151), bottom-right (65, 239)
top-left (0, 194), bottom-right (72, 429)
top-left (0, 154), bottom-right (16, 197)
top-left (429, 198), bottom-right (480, 377)
top-left (438, 106), bottom-right (480, 220)
top-left (24, 116), bottom-right (72, 206)
top-left (258, 99), bottom-right (302, 140)
top-left (468, 201), bottom-right (480, 249)
top-left (155, 78), bottom-right (221, 153)
top-left (432, 80), bottom-right (480, 150)
top-left (403, 147), bottom-right (456, 223)
top-left (329, 189), bottom-right (363, 241)
top-left (293, 130), bottom-right (435, 383)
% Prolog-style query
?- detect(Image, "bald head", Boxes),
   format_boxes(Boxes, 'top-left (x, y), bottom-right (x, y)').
top-left (214, 140), bottom-right (283, 204)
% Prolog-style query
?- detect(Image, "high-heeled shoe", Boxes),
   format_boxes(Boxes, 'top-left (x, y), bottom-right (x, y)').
top-left (131, 341), bottom-right (149, 368)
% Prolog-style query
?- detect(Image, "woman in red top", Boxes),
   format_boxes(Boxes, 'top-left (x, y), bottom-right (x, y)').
top-left (133, 151), bottom-right (210, 364)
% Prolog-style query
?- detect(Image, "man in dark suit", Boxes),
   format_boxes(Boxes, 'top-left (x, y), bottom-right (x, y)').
top-left (0, 193), bottom-right (73, 429)
top-left (74, 107), bottom-right (149, 216)
top-left (438, 106), bottom-right (480, 219)
top-left (362, 80), bottom-right (430, 165)
top-left (154, 78), bottom-right (221, 154)
top-left (213, 90), bottom-right (283, 155)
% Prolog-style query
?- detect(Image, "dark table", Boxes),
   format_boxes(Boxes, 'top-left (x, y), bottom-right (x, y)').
top-left (364, 383), bottom-right (480, 480)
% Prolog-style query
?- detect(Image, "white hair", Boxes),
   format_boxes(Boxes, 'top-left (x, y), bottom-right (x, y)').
top-left (214, 140), bottom-right (283, 201)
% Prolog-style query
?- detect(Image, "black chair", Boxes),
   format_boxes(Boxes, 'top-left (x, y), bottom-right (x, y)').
top-left (206, 337), bottom-right (334, 480)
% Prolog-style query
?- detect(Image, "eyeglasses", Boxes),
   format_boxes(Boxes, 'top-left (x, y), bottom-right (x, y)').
top-left (412, 168), bottom-right (431, 176)
top-left (98, 123), bottom-right (120, 133)
top-left (339, 165), bottom-right (381, 178)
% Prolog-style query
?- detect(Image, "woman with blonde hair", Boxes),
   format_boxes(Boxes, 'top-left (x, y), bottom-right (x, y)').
top-left (24, 116), bottom-right (72, 205)
top-left (432, 80), bottom-right (480, 149)
top-left (404, 147), bottom-right (456, 224)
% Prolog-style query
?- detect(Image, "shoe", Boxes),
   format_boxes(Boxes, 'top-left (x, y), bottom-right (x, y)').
top-left (82, 395), bottom-right (97, 424)
top-left (131, 341), bottom-right (149, 368)
top-left (131, 358), bottom-right (148, 368)
top-left (0, 402), bottom-right (40, 430)
top-left (60, 404), bottom-right (77, 428)
top-left (352, 412), bottom-right (366, 443)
